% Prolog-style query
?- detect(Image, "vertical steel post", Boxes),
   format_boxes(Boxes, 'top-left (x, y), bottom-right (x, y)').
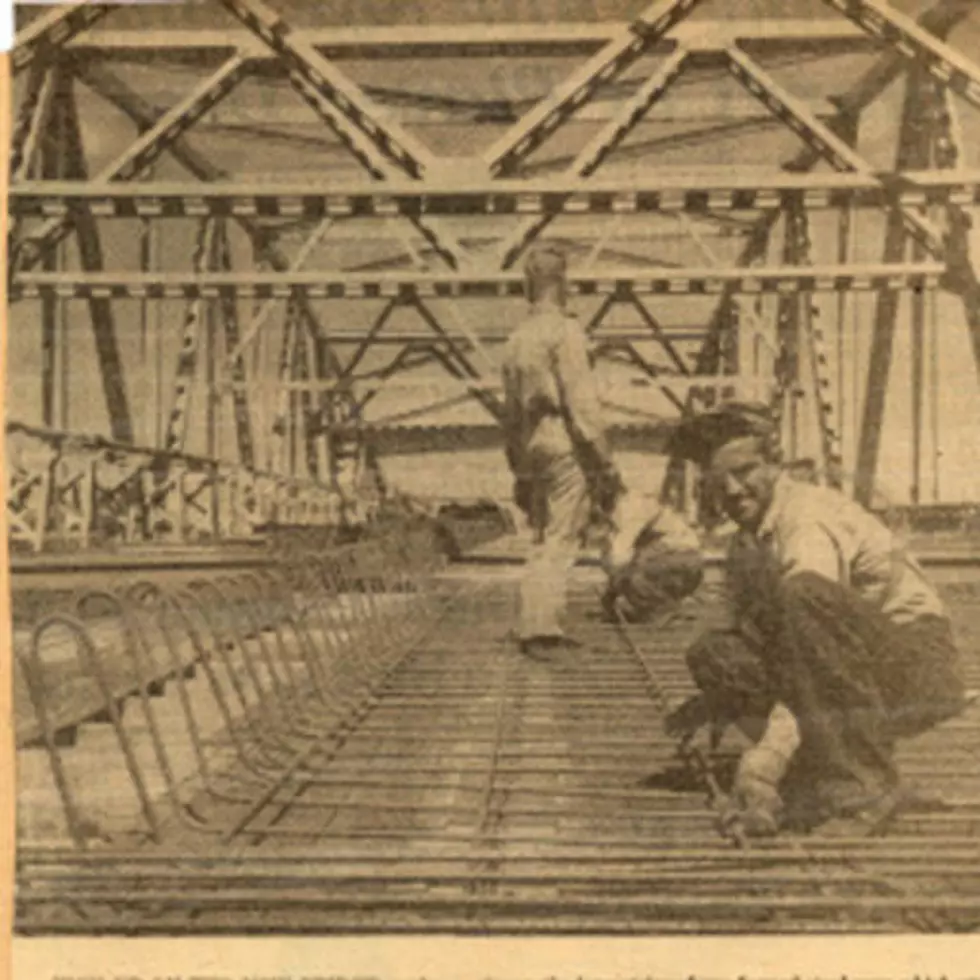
top-left (38, 69), bottom-right (66, 429)
top-left (853, 68), bottom-right (930, 507)
top-left (59, 73), bottom-right (134, 443)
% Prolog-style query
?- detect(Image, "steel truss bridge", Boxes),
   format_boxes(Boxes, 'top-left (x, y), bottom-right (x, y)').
top-left (7, 0), bottom-right (980, 937)
top-left (7, 0), bottom-right (980, 553)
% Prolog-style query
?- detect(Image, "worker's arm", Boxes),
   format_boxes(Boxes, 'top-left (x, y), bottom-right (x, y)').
top-left (604, 491), bottom-right (655, 571)
top-left (499, 362), bottom-right (524, 474)
top-left (779, 521), bottom-right (848, 584)
top-left (724, 701), bottom-right (801, 837)
top-left (551, 325), bottom-right (610, 463)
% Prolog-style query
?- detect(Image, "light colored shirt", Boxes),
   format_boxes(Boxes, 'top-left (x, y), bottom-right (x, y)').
top-left (606, 490), bottom-right (701, 569)
top-left (500, 307), bottom-right (608, 476)
top-left (728, 474), bottom-right (946, 625)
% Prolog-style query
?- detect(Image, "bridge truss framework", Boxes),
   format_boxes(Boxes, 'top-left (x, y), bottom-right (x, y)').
top-left (7, 0), bottom-right (980, 551)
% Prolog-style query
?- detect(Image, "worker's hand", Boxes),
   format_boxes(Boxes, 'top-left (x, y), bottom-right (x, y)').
top-left (720, 747), bottom-right (786, 838)
top-left (664, 694), bottom-right (709, 740)
top-left (512, 478), bottom-right (533, 516)
top-left (720, 777), bottom-right (782, 839)
top-left (591, 461), bottom-right (625, 517)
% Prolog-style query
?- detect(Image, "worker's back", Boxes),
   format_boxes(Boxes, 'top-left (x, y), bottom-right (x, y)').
top-left (500, 309), bottom-right (601, 473)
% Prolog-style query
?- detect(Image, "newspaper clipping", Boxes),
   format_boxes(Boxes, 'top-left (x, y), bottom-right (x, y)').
top-left (5, 0), bottom-right (980, 977)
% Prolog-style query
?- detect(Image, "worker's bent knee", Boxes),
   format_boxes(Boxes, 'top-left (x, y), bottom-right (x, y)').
top-left (776, 570), bottom-right (853, 612)
top-left (685, 630), bottom-right (772, 716)
top-left (685, 630), bottom-right (757, 684)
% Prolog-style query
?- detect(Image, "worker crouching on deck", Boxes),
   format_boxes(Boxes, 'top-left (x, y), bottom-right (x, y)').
top-left (664, 401), bottom-right (970, 836)
top-left (501, 244), bottom-right (622, 654)
top-left (600, 490), bottom-right (704, 624)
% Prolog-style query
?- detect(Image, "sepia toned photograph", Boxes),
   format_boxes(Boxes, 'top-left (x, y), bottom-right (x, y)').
top-left (5, 0), bottom-right (980, 944)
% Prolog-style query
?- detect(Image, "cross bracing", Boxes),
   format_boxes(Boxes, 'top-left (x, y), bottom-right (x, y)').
top-left (7, 0), bottom-right (980, 551)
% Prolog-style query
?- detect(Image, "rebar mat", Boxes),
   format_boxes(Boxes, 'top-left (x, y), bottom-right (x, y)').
top-left (15, 567), bottom-right (980, 935)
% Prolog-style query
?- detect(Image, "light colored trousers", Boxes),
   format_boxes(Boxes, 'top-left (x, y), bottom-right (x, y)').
top-left (518, 453), bottom-right (591, 640)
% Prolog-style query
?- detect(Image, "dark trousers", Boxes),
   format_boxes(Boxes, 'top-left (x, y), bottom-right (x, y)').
top-left (687, 572), bottom-right (965, 817)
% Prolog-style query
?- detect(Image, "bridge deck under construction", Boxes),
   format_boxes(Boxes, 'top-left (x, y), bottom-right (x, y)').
top-left (13, 536), bottom-right (980, 936)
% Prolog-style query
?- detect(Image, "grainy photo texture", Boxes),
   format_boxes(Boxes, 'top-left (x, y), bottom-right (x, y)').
top-left (6, 0), bottom-right (980, 944)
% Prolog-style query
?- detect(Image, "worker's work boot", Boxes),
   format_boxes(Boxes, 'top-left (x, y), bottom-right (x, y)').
top-left (518, 634), bottom-right (580, 658)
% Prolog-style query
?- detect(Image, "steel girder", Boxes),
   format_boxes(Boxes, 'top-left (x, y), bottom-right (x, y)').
top-left (482, 0), bottom-right (706, 177)
top-left (12, 2), bottom-right (112, 76)
top-left (853, 20), bottom-right (966, 506)
top-left (10, 63), bottom-right (56, 183)
top-left (11, 264), bottom-right (944, 301)
top-left (17, 56), bottom-right (252, 275)
top-left (662, 0), bottom-right (979, 502)
top-left (216, 0), bottom-right (434, 180)
top-left (66, 59), bottom-right (361, 438)
top-left (496, 46), bottom-right (692, 269)
top-left (5, 421), bottom-right (340, 551)
top-left (820, 0), bottom-right (980, 110)
top-left (58, 20), bottom-right (873, 59)
top-left (13, 171), bottom-right (980, 218)
top-left (8, 0), bottom-right (980, 512)
top-left (724, 45), bottom-right (944, 257)
top-left (47, 71), bottom-right (134, 445)
top-left (214, 0), bottom-right (467, 270)
top-left (163, 219), bottom-right (217, 455)
top-left (222, 374), bottom-right (767, 398)
top-left (213, 220), bottom-right (257, 469)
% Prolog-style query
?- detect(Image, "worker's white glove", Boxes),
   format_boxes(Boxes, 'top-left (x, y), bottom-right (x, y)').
top-left (721, 704), bottom-right (800, 839)
top-left (721, 745), bottom-right (787, 838)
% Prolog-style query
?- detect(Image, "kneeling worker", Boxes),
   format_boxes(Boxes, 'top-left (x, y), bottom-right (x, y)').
top-left (664, 401), bottom-right (971, 836)
top-left (602, 489), bottom-right (704, 623)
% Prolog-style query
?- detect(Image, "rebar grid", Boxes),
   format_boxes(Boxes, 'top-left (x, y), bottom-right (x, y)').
top-left (14, 557), bottom-right (980, 934)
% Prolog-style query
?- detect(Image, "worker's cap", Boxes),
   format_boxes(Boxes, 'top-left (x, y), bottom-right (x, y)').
top-left (668, 400), bottom-right (778, 466)
top-left (523, 243), bottom-right (568, 281)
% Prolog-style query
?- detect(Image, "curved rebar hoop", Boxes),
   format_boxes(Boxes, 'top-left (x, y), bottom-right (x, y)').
top-left (203, 572), bottom-right (338, 741)
top-left (289, 542), bottom-right (395, 705)
top-left (71, 587), bottom-right (207, 835)
top-left (222, 571), bottom-right (298, 696)
top-left (186, 576), bottom-right (286, 726)
top-left (144, 588), bottom-right (229, 795)
top-left (180, 577), bottom-right (330, 751)
top-left (243, 567), bottom-right (339, 709)
top-left (166, 586), bottom-right (293, 792)
top-left (124, 579), bottom-right (167, 607)
top-left (271, 559), bottom-right (340, 701)
top-left (178, 578), bottom-right (295, 748)
top-left (24, 614), bottom-right (162, 844)
top-left (341, 544), bottom-right (395, 665)
top-left (295, 556), bottom-right (375, 708)
top-left (326, 549), bottom-right (390, 679)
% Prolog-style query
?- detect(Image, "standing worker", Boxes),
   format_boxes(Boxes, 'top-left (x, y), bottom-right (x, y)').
top-left (663, 401), bottom-right (972, 836)
top-left (500, 244), bottom-right (621, 654)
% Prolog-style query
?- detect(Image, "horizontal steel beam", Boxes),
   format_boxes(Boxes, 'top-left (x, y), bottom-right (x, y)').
top-left (61, 20), bottom-right (870, 58)
top-left (239, 330), bottom-right (710, 345)
top-left (186, 97), bottom-right (840, 127)
top-left (12, 170), bottom-right (980, 218)
top-left (223, 374), bottom-right (760, 395)
top-left (11, 263), bottom-right (944, 300)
